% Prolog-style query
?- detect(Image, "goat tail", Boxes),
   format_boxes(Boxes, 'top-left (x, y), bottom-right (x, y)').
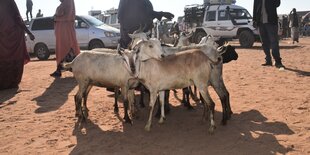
top-left (62, 62), bottom-right (73, 70)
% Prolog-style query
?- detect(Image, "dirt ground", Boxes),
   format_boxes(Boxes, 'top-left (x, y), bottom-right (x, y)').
top-left (0, 37), bottom-right (309, 155)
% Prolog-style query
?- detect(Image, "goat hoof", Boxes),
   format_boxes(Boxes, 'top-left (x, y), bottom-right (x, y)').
top-left (144, 125), bottom-right (151, 132)
top-left (159, 117), bottom-right (165, 124)
top-left (208, 126), bottom-right (216, 135)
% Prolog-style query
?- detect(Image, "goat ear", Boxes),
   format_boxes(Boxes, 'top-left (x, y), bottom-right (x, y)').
top-left (145, 30), bottom-right (151, 37)
top-left (117, 44), bottom-right (121, 52)
top-left (118, 48), bottom-right (125, 56)
top-left (188, 32), bottom-right (194, 38)
top-left (128, 33), bottom-right (134, 39)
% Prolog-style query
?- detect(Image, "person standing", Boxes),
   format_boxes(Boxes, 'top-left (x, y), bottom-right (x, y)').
top-left (0, 0), bottom-right (35, 90)
top-left (50, 0), bottom-right (80, 77)
top-left (26, 0), bottom-right (33, 21)
top-left (282, 15), bottom-right (289, 38)
top-left (118, 0), bottom-right (174, 48)
top-left (253, 0), bottom-right (285, 68)
top-left (289, 8), bottom-right (299, 44)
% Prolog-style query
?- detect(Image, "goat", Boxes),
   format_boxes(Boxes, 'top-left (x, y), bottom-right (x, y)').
top-left (128, 31), bottom-right (219, 114)
top-left (64, 50), bottom-right (135, 123)
top-left (132, 39), bottom-right (221, 133)
top-left (145, 34), bottom-right (237, 125)
top-left (90, 48), bottom-right (135, 114)
top-left (198, 36), bottom-right (238, 123)
top-left (62, 46), bottom-right (162, 123)
top-left (170, 35), bottom-right (238, 124)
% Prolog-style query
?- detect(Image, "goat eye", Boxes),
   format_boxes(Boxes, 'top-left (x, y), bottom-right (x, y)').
top-left (149, 45), bottom-right (153, 48)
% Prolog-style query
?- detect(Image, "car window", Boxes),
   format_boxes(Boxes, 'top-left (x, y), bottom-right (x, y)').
top-left (81, 15), bottom-right (104, 26)
top-left (110, 14), bottom-right (117, 24)
top-left (218, 10), bottom-right (230, 21)
top-left (75, 17), bottom-right (88, 28)
top-left (31, 18), bottom-right (54, 30)
top-left (229, 9), bottom-right (252, 19)
top-left (205, 11), bottom-right (216, 21)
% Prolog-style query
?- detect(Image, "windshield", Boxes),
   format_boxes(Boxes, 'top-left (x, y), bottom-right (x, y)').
top-left (229, 9), bottom-right (252, 19)
top-left (81, 15), bottom-right (104, 26)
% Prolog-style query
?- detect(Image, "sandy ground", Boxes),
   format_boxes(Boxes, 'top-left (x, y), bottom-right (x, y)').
top-left (0, 37), bottom-right (309, 155)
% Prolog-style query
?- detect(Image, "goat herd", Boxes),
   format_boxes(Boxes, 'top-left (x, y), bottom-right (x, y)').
top-left (63, 29), bottom-right (239, 134)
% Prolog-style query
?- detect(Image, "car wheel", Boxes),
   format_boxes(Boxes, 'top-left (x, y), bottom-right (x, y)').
top-left (89, 40), bottom-right (104, 50)
top-left (194, 31), bottom-right (207, 44)
top-left (239, 30), bottom-right (255, 48)
top-left (34, 43), bottom-right (50, 60)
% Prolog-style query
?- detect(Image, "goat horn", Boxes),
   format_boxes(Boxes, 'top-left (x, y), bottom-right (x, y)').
top-left (145, 30), bottom-right (151, 37)
top-left (132, 40), bottom-right (145, 51)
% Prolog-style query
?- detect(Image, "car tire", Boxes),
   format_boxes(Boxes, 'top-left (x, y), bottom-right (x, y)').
top-left (194, 31), bottom-right (207, 44)
top-left (239, 30), bottom-right (255, 48)
top-left (34, 43), bottom-right (50, 60)
top-left (89, 40), bottom-right (104, 50)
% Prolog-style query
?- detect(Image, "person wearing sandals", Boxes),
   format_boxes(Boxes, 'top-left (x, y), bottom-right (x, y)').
top-left (50, 0), bottom-right (80, 77)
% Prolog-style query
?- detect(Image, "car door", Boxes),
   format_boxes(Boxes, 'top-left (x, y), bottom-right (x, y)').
top-left (75, 16), bottom-right (89, 49)
top-left (216, 9), bottom-right (236, 37)
top-left (202, 10), bottom-right (217, 36)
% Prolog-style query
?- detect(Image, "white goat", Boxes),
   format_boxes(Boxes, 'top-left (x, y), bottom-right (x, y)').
top-left (63, 43), bottom-right (163, 123)
top-left (132, 39), bottom-right (221, 133)
top-left (128, 31), bottom-right (231, 128)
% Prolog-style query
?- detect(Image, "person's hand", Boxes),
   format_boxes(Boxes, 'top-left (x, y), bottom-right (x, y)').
top-left (162, 12), bottom-right (174, 20)
top-left (28, 33), bottom-right (35, 40)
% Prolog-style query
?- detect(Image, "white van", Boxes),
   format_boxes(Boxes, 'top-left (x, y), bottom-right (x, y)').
top-left (26, 15), bottom-right (120, 60)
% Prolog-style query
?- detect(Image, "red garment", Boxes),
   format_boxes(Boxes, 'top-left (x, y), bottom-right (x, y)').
top-left (0, 0), bottom-right (30, 89)
top-left (54, 0), bottom-right (80, 65)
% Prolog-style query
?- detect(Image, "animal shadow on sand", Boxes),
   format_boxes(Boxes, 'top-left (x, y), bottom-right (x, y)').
top-left (32, 77), bottom-right (76, 113)
top-left (70, 107), bottom-right (295, 155)
top-left (0, 87), bottom-right (20, 109)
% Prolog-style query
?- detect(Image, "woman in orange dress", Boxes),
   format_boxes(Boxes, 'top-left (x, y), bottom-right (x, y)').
top-left (51, 0), bottom-right (80, 77)
top-left (0, 0), bottom-right (35, 90)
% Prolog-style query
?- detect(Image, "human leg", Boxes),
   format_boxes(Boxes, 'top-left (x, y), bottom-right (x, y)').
top-left (259, 24), bottom-right (272, 65)
top-left (266, 24), bottom-right (284, 68)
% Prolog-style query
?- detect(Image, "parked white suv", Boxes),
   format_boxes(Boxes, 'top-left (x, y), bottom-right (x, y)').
top-left (26, 15), bottom-right (120, 60)
top-left (184, 4), bottom-right (259, 47)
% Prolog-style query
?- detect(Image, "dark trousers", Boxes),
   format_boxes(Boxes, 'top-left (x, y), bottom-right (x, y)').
top-left (258, 23), bottom-right (282, 64)
top-left (26, 8), bottom-right (32, 21)
top-left (120, 27), bottom-right (134, 49)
